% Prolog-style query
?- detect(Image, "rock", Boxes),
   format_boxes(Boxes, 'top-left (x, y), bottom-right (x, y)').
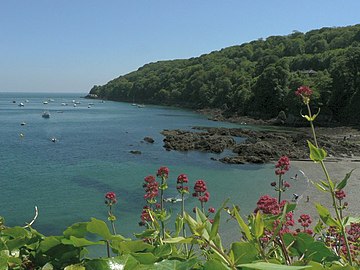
top-left (144, 137), bottom-right (155, 143)
top-left (130, 150), bottom-right (142, 155)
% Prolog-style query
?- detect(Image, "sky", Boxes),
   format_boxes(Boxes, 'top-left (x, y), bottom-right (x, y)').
top-left (1, 1), bottom-right (360, 93)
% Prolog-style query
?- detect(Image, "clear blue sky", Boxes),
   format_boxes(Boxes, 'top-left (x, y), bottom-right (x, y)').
top-left (1, 1), bottom-right (360, 93)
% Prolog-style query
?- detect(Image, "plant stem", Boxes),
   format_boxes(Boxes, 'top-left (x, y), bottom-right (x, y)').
top-left (205, 239), bottom-right (236, 270)
top-left (160, 177), bottom-right (165, 239)
top-left (278, 175), bottom-right (282, 203)
top-left (306, 103), bottom-right (353, 266)
top-left (181, 192), bottom-right (189, 254)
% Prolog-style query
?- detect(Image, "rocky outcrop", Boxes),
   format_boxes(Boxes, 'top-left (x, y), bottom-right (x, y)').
top-left (144, 137), bottom-right (155, 143)
top-left (161, 129), bottom-right (235, 153)
top-left (161, 126), bottom-right (360, 164)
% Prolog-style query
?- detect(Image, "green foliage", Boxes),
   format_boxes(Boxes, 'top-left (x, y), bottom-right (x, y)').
top-left (89, 24), bottom-right (360, 124)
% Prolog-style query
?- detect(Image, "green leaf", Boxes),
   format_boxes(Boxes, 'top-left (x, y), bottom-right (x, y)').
top-left (63, 222), bottom-right (88, 238)
top-left (314, 183), bottom-right (328, 192)
top-left (64, 264), bottom-right (86, 270)
top-left (209, 207), bottom-right (221, 241)
top-left (233, 207), bottom-right (253, 241)
top-left (183, 212), bottom-right (198, 235)
top-left (145, 258), bottom-right (199, 270)
top-left (2, 226), bottom-right (29, 238)
top-left (134, 229), bottom-right (157, 239)
top-left (130, 252), bottom-right (158, 264)
top-left (61, 236), bottom-right (103, 247)
top-left (39, 236), bottom-right (62, 253)
top-left (238, 262), bottom-right (311, 269)
top-left (336, 169), bottom-right (354, 190)
top-left (153, 244), bottom-right (172, 257)
top-left (254, 211), bottom-right (264, 240)
top-left (111, 240), bottom-right (153, 254)
top-left (230, 242), bottom-right (258, 265)
top-left (203, 259), bottom-right (231, 270)
top-left (163, 237), bottom-right (193, 244)
top-left (315, 204), bottom-right (339, 227)
top-left (307, 140), bottom-right (327, 162)
top-left (86, 218), bottom-right (112, 240)
top-left (84, 255), bottom-right (139, 270)
top-left (41, 263), bottom-right (54, 270)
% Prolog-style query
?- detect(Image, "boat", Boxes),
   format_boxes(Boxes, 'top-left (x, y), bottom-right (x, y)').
top-left (137, 104), bottom-right (145, 108)
top-left (43, 101), bottom-right (48, 104)
top-left (132, 103), bottom-right (137, 106)
top-left (42, 111), bottom-right (50, 118)
top-left (61, 103), bottom-right (68, 106)
top-left (21, 122), bottom-right (26, 126)
top-left (18, 102), bottom-right (24, 107)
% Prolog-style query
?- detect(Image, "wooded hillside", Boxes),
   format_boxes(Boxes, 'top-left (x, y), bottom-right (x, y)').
top-left (89, 24), bottom-right (360, 124)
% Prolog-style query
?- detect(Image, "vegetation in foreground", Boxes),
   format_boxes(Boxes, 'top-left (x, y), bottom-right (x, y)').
top-left (89, 24), bottom-right (360, 125)
top-left (1, 88), bottom-right (359, 269)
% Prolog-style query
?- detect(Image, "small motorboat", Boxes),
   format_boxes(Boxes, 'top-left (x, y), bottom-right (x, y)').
top-left (20, 122), bottom-right (26, 126)
top-left (51, 137), bottom-right (57, 143)
top-left (42, 111), bottom-right (50, 118)
top-left (18, 102), bottom-right (24, 107)
top-left (43, 101), bottom-right (48, 104)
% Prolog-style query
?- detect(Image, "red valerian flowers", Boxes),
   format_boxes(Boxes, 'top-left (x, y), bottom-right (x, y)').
top-left (193, 180), bottom-right (210, 203)
top-left (105, 192), bottom-right (117, 206)
top-left (157, 166), bottom-right (169, 178)
top-left (275, 156), bottom-right (290, 175)
top-left (335, 189), bottom-right (346, 200)
top-left (295, 86), bottom-right (313, 97)
top-left (255, 195), bottom-right (286, 215)
top-left (176, 174), bottom-right (189, 194)
top-left (295, 86), bottom-right (313, 105)
top-left (143, 175), bottom-right (159, 203)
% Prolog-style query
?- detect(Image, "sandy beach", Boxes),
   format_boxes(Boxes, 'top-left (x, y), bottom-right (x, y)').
top-left (291, 158), bottom-right (360, 222)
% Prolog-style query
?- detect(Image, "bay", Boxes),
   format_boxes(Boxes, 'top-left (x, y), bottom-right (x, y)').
top-left (0, 92), bottom-right (305, 239)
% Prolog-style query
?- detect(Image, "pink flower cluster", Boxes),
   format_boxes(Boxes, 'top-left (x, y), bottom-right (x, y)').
top-left (105, 192), bottom-right (117, 205)
top-left (157, 166), bottom-right (169, 178)
top-left (176, 174), bottom-right (189, 194)
top-left (255, 195), bottom-right (287, 215)
top-left (139, 206), bottom-right (151, 226)
top-left (297, 214), bottom-right (313, 235)
top-left (143, 175), bottom-right (159, 202)
top-left (295, 86), bottom-right (313, 97)
top-left (335, 189), bottom-right (346, 200)
top-left (193, 180), bottom-right (210, 203)
top-left (275, 156), bottom-right (290, 176)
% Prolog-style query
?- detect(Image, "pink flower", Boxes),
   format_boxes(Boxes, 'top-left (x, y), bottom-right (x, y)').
top-left (275, 156), bottom-right (290, 176)
top-left (335, 190), bottom-right (346, 200)
top-left (157, 166), bottom-right (169, 178)
top-left (193, 180), bottom-right (211, 204)
top-left (105, 192), bottom-right (117, 205)
top-left (295, 86), bottom-right (313, 97)
top-left (298, 214), bottom-right (312, 229)
top-left (255, 195), bottom-right (282, 215)
top-left (177, 174), bottom-right (188, 183)
top-left (208, 207), bottom-right (215, 213)
top-left (284, 181), bottom-right (290, 188)
top-left (144, 175), bottom-right (156, 183)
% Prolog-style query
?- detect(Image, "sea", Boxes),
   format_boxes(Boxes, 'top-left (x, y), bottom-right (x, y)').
top-left (0, 92), bottom-right (306, 241)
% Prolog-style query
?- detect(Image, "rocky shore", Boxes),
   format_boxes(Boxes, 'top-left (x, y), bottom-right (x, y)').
top-left (161, 126), bottom-right (360, 164)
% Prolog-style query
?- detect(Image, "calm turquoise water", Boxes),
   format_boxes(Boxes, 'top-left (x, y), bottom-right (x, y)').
top-left (0, 92), bottom-right (304, 238)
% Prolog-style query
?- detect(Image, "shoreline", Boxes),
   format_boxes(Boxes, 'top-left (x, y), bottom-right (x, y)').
top-left (291, 158), bottom-right (360, 221)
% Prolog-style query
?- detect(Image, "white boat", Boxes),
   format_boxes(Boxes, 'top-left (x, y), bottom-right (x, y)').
top-left (18, 102), bottom-right (24, 107)
top-left (137, 104), bottom-right (145, 108)
top-left (61, 103), bottom-right (68, 106)
top-left (42, 111), bottom-right (50, 118)
top-left (43, 101), bottom-right (48, 104)
top-left (132, 103), bottom-right (137, 106)
top-left (21, 122), bottom-right (26, 126)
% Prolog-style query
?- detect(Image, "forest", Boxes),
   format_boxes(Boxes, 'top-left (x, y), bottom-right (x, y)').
top-left (88, 24), bottom-right (360, 125)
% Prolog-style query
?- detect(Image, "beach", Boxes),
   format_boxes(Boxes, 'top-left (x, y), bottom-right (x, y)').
top-left (292, 158), bottom-right (360, 222)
